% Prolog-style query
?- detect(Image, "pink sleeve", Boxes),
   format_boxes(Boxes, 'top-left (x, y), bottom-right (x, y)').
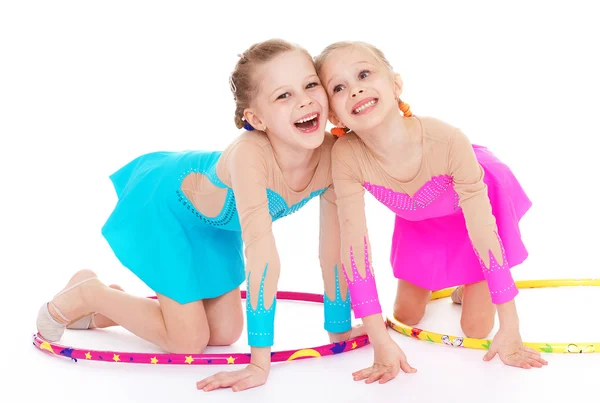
top-left (331, 138), bottom-right (382, 318)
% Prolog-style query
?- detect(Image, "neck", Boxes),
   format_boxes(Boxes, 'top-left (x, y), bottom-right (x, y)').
top-left (355, 109), bottom-right (410, 166)
top-left (269, 135), bottom-right (320, 190)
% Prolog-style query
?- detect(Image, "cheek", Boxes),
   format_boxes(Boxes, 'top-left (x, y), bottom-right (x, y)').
top-left (332, 97), bottom-right (347, 117)
top-left (317, 92), bottom-right (329, 109)
top-left (258, 105), bottom-right (282, 129)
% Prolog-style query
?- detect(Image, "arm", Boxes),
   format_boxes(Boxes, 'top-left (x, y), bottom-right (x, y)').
top-left (447, 129), bottom-right (518, 326)
top-left (228, 142), bottom-right (280, 370)
top-left (319, 186), bottom-right (352, 337)
top-left (330, 141), bottom-right (388, 344)
top-left (449, 130), bottom-right (548, 369)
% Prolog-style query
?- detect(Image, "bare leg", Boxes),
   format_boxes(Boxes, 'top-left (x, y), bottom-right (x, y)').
top-left (393, 280), bottom-right (431, 325)
top-left (43, 269), bottom-right (238, 353)
top-left (459, 281), bottom-right (496, 338)
top-left (203, 287), bottom-right (244, 346)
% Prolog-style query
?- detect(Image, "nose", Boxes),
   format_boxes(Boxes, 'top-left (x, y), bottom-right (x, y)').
top-left (351, 89), bottom-right (364, 98)
top-left (299, 98), bottom-right (313, 109)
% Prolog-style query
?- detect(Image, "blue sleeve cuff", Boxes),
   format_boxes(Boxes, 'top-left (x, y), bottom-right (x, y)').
top-left (324, 265), bottom-right (352, 333)
top-left (246, 263), bottom-right (276, 347)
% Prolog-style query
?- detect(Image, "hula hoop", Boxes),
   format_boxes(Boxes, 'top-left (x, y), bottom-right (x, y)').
top-left (33, 290), bottom-right (370, 365)
top-left (387, 278), bottom-right (599, 354)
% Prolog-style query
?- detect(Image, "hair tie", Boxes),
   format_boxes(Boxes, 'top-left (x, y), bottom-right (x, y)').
top-left (243, 120), bottom-right (255, 131)
top-left (398, 100), bottom-right (413, 117)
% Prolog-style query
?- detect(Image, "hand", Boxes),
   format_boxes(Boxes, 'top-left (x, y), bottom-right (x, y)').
top-left (484, 327), bottom-right (548, 369)
top-left (352, 339), bottom-right (416, 384)
top-left (329, 324), bottom-right (367, 343)
top-left (196, 363), bottom-right (269, 392)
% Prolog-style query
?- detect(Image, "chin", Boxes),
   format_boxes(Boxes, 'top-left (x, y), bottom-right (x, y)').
top-left (294, 131), bottom-right (325, 150)
top-left (353, 113), bottom-right (386, 133)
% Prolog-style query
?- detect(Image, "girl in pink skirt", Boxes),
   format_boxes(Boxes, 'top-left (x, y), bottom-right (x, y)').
top-left (315, 40), bottom-right (548, 385)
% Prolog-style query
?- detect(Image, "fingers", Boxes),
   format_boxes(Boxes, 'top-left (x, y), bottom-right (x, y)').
top-left (365, 369), bottom-right (387, 384)
top-left (523, 347), bottom-right (549, 365)
top-left (399, 358), bottom-right (417, 374)
top-left (522, 354), bottom-right (546, 368)
top-left (197, 372), bottom-right (245, 392)
top-left (522, 349), bottom-right (548, 366)
top-left (358, 362), bottom-right (407, 385)
top-left (196, 373), bottom-right (219, 390)
top-left (378, 371), bottom-right (396, 384)
top-left (352, 367), bottom-right (373, 381)
top-left (232, 377), bottom-right (262, 393)
top-left (500, 347), bottom-right (549, 369)
top-left (483, 349), bottom-right (497, 361)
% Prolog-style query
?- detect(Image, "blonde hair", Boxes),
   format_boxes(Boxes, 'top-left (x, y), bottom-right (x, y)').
top-left (315, 41), bottom-right (393, 77)
top-left (230, 38), bottom-right (312, 129)
top-left (314, 41), bottom-right (413, 125)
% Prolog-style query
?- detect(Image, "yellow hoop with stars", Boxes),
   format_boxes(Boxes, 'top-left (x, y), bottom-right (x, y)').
top-left (386, 279), bottom-right (599, 354)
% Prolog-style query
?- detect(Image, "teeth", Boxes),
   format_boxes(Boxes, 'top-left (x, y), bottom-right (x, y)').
top-left (353, 100), bottom-right (377, 114)
top-left (295, 113), bottom-right (318, 124)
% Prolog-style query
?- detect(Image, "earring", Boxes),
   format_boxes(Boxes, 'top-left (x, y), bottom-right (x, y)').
top-left (398, 99), bottom-right (413, 117)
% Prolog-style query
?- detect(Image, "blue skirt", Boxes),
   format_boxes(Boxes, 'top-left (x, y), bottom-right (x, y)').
top-left (101, 150), bottom-right (245, 304)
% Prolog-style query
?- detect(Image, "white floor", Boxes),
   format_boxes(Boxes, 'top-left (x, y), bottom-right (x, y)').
top-left (3, 1), bottom-right (600, 402)
top-left (10, 277), bottom-right (600, 403)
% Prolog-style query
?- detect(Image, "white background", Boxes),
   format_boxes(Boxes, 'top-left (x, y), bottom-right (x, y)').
top-left (1, 1), bottom-right (599, 402)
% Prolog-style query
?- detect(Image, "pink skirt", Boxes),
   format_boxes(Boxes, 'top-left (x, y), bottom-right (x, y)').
top-left (390, 145), bottom-right (532, 290)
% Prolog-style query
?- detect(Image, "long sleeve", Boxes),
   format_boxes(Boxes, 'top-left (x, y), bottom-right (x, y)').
top-left (448, 129), bottom-right (518, 304)
top-left (228, 141), bottom-right (280, 347)
top-left (331, 139), bottom-right (382, 318)
top-left (319, 186), bottom-right (351, 333)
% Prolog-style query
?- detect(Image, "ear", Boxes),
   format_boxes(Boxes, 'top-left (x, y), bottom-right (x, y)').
top-left (392, 73), bottom-right (403, 98)
top-left (243, 107), bottom-right (267, 132)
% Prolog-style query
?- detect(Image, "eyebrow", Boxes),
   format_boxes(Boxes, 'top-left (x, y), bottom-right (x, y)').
top-left (325, 61), bottom-right (372, 87)
top-left (268, 74), bottom-right (319, 98)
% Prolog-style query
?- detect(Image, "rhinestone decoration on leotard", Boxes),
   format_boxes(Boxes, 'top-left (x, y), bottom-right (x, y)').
top-left (175, 167), bottom-right (237, 227)
top-left (364, 174), bottom-right (454, 211)
top-left (267, 187), bottom-right (327, 221)
top-left (342, 236), bottom-right (382, 318)
top-left (246, 263), bottom-right (277, 347)
top-left (175, 189), bottom-right (237, 227)
top-left (471, 231), bottom-right (517, 303)
top-left (324, 264), bottom-right (351, 333)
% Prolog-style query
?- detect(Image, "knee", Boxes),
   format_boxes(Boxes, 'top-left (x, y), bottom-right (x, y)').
top-left (208, 318), bottom-right (243, 346)
top-left (165, 331), bottom-right (210, 354)
top-left (461, 315), bottom-right (495, 339)
top-left (393, 303), bottom-right (426, 326)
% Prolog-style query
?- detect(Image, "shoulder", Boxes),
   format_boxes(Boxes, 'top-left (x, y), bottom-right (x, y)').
top-left (224, 131), bottom-right (270, 162)
top-left (331, 131), bottom-right (360, 159)
top-left (219, 133), bottom-right (272, 177)
top-left (230, 130), bottom-right (271, 151)
top-left (415, 116), bottom-right (463, 144)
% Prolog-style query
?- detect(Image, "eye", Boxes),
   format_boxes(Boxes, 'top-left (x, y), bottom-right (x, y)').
top-left (333, 84), bottom-right (345, 93)
top-left (277, 92), bottom-right (291, 100)
top-left (306, 82), bottom-right (319, 89)
top-left (359, 70), bottom-right (370, 79)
